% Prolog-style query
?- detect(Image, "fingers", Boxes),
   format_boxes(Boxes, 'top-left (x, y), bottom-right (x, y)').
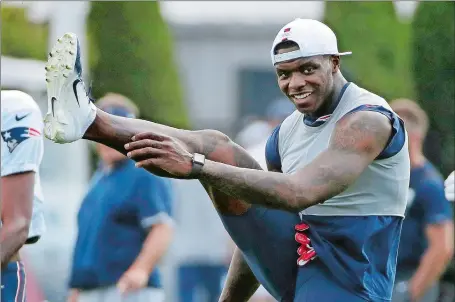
top-left (125, 139), bottom-right (165, 161)
top-left (127, 147), bottom-right (165, 162)
top-left (135, 158), bottom-right (159, 168)
top-left (131, 131), bottom-right (169, 142)
top-left (125, 139), bottom-right (163, 151)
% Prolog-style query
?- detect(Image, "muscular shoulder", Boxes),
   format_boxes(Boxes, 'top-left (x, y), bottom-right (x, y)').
top-left (331, 110), bottom-right (392, 157)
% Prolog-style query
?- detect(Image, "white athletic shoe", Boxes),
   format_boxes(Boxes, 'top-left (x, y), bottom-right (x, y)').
top-left (44, 32), bottom-right (97, 143)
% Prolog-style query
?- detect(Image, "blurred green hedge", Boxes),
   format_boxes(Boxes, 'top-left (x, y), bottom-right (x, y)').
top-left (412, 1), bottom-right (455, 173)
top-left (325, 2), bottom-right (415, 101)
top-left (1, 6), bottom-right (48, 60)
top-left (87, 2), bottom-right (189, 128)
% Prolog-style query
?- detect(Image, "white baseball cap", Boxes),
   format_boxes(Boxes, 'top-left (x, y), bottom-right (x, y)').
top-left (271, 18), bottom-right (352, 65)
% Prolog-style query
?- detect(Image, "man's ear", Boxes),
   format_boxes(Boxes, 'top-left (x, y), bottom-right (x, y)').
top-left (331, 55), bottom-right (341, 73)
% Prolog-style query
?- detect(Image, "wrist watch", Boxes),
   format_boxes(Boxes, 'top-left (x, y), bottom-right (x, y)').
top-left (190, 153), bottom-right (205, 176)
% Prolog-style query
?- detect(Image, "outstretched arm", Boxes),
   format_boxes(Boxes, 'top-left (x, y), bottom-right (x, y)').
top-left (85, 109), bottom-right (262, 214)
top-left (126, 110), bottom-right (393, 212)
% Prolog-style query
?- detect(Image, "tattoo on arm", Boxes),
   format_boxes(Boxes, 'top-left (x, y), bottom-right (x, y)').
top-left (198, 111), bottom-right (392, 212)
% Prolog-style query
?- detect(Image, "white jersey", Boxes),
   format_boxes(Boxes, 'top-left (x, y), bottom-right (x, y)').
top-left (1, 90), bottom-right (46, 240)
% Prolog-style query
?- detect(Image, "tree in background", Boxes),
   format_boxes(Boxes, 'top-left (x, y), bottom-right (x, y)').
top-left (87, 2), bottom-right (189, 128)
top-left (1, 6), bottom-right (48, 60)
top-left (412, 1), bottom-right (455, 174)
top-left (324, 2), bottom-right (415, 101)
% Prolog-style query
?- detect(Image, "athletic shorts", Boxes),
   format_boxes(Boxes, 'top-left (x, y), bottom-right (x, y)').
top-left (294, 259), bottom-right (368, 302)
top-left (1, 261), bottom-right (27, 302)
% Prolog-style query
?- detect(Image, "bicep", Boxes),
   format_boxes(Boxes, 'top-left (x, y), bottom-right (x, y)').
top-left (1, 172), bottom-right (35, 224)
top-left (326, 109), bottom-right (393, 171)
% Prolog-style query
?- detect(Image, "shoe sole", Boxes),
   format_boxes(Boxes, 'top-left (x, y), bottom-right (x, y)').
top-left (44, 32), bottom-right (78, 142)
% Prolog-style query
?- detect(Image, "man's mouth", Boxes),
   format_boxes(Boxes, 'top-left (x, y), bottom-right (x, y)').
top-left (291, 92), bottom-right (313, 100)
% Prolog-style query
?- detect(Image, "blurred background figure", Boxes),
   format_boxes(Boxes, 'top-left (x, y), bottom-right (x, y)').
top-left (66, 93), bottom-right (174, 302)
top-left (235, 119), bottom-right (272, 152)
top-left (170, 179), bottom-right (230, 302)
top-left (1, 90), bottom-right (46, 302)
top-left (390, 99), bottom-right (454, 302)
top-left (237, 98), bottom-right (295, 169)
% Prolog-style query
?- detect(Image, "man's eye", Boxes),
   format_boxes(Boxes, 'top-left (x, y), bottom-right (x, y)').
top-left (303, 67), bottom-right (314, 74)
top-left (278, 71), bottom-right (290, 78)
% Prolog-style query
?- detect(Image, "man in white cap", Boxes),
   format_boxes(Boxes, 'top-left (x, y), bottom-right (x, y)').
top-left (43, 18), bottom-right (409, 301)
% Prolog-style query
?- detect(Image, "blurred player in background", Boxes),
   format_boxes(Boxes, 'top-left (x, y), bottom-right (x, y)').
top-left (243, 97), bottom-right (296, 170)
top-left (44, 18), bottom-right (410, 302)
top-left (66, 94), bottom-right (174, 302)
top-left (1, 90), bottom-right (46, 302)
top-left (390, 99), bottom-right (454, 302)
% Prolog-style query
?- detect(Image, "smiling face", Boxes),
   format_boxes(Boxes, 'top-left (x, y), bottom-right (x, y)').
top-left (274, 42), bottom-right (340, 115)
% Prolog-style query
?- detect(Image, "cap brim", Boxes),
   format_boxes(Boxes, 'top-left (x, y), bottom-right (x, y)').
top-left (273, 50), bottom-right (352, 65)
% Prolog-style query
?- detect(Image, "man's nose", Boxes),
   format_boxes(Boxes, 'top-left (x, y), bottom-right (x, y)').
top-left (288, 72), bottom-right (307, 92)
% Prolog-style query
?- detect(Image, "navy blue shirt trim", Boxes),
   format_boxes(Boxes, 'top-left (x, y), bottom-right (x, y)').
top-left (265, 124), bottom-right (282, 171)
top-left (345, 105), bottom-right (406, 160)
top-left (303, 82), bottom-right (351, 127)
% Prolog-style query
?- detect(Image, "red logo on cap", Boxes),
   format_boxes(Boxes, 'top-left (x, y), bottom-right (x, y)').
top-left (284, 27), bottom-right (291, 32)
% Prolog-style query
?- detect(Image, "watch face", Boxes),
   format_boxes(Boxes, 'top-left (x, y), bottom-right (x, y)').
top-left (193, 153), bottom-right (205, 164)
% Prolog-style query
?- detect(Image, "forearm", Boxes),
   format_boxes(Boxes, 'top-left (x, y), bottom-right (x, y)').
top-left (219, 247), bottom-right (260, 302)
top-left (85, 109), bottom-right (261, 204)
top-left (410, 248), bottom-right (453, 294)
top-left (198, 148), bottom-right (367, 212)
top-left (94, 107), bottom-right (263, 214)
top-left (88, 108), bottom-right (278, 214)
top-left (199, 160), bottom-right (311, 212)
top-left (129, 223), bottom-right (173, 274)
top-left (0, 220), bottom-right (29, 266)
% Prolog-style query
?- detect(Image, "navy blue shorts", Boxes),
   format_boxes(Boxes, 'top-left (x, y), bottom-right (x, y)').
top-left (1, 261), bottom-right (26, 302)
top-left (220, 206), bottom-right (387, 302)
top-left (294, 259), bottom-right (367, 301)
